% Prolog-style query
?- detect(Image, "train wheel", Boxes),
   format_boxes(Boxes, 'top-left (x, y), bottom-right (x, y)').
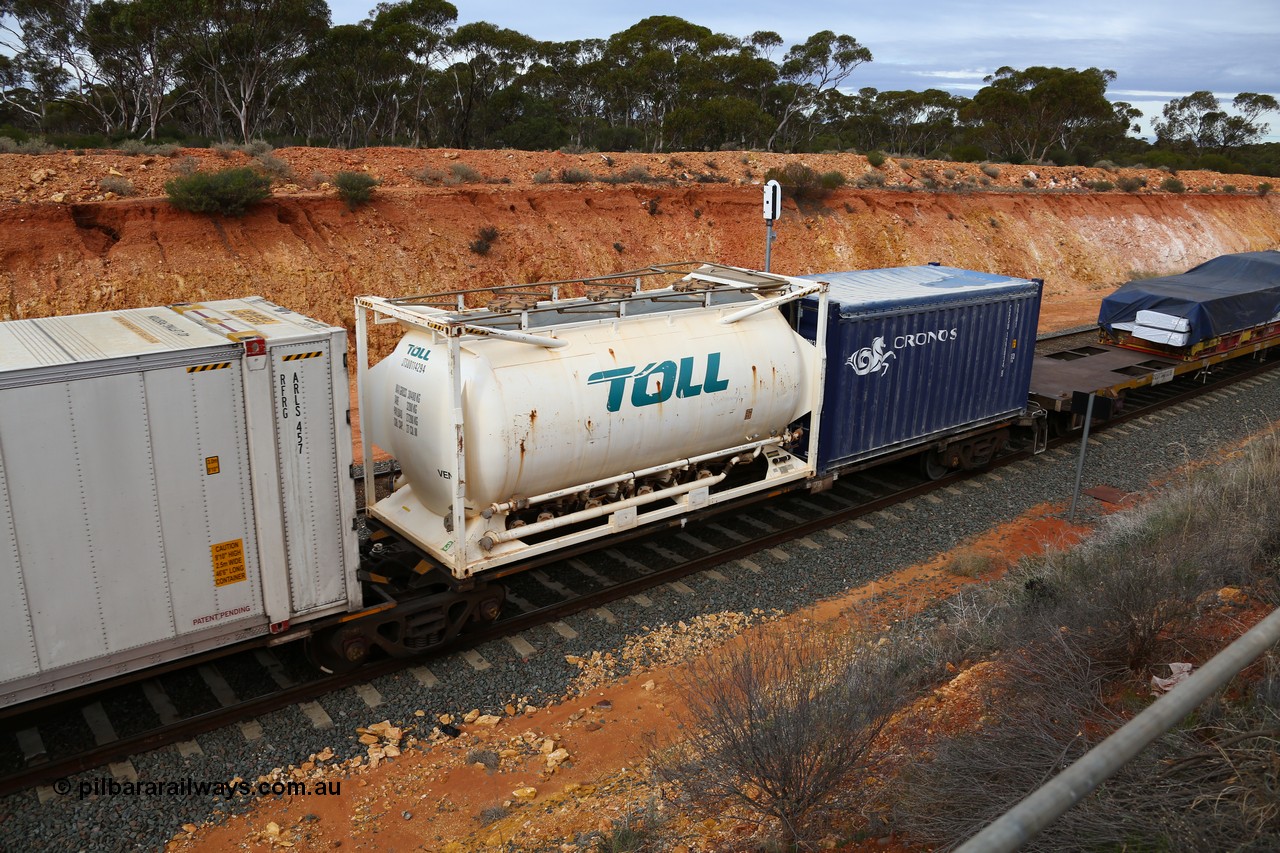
top-left (919, 449), bottom-right (950, 481)
top-left (306, 626), bottom-right (371, 674)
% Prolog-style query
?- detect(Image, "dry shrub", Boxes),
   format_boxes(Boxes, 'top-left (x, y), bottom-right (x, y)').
top-left (559, 167), bottom-right (593, 183)
top-left (947, 547), bottom-right (996, 578)
top-left (895, 436), bottom-right (1280, 849)
top-left (253, 151), bottom-right (295, 182)
top-left (411, 166), bottom-right (445, 184)
top-left (98, 176), bottom-right (135, 196)
top-left (448, 163), bottom-right (482, 183)
top-left (653, 623), bottom-right (915, 845)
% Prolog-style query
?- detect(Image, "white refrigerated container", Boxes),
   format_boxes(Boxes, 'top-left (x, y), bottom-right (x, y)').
top-left (0, 297), bottom-right (359, 708)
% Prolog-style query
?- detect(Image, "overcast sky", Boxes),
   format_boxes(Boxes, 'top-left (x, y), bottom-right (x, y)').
top-left (329, 0), bottom-right (1280, 140)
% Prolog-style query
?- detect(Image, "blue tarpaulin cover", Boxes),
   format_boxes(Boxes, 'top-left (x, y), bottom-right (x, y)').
top-left (1098, 251), bottom-right (1280, 345)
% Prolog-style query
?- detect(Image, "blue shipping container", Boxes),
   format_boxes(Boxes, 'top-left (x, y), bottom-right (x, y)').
top-left (794, 265), bottom-right (1042, 473)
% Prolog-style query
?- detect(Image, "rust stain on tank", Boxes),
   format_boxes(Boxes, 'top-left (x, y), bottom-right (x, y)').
top-left (529, 409), bottom-right (537, 425)
top-left (607, 347), bottom-right (617, 362)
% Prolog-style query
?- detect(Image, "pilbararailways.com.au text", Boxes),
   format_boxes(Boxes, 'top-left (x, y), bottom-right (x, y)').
top-left (54, 776), bottom-right (342, 800)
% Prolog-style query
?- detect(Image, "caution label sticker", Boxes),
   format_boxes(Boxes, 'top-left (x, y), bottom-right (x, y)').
top-left (211, 539), bottom-right (247, 587)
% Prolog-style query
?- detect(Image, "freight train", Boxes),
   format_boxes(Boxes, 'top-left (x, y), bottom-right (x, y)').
top-left (2, 253), bottom-right (1273, 709)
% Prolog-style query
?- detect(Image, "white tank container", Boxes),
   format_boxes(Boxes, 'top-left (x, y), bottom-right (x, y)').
top-left (366, 303), bottom-right (813, 517)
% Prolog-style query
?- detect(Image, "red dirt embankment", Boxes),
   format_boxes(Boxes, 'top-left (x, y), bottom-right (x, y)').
top-left (2, 147), bottom-right (1278, 335)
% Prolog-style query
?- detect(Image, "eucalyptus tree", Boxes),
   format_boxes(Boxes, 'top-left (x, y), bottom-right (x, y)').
top-left (669, 36), bottom-right (777, 149)
top-left (519, 38), bottom-right (607, 149)
top-left (766, 30), bottom-right (871, 151)
top-left (441, 21), bottom-right (535, 148)
top-left (0, 0), bottom-right (141, 134)
top-left (1155, 91), bottom-right (1279, 153)
top-left (82, 0), bottom-right (189, 138)
top-left (598, 15), bottom-right (735, 152)
top-left (367, 0), bottom-right (456, 146)
top-left (872, 89), bottom-right (963, 157)
top-left (174, 0), bottom-right (330, 143)
top-left (290, 23), bottom-right (401, 146)
top-left (963, 66), bottom-right (1127, 163)
top-left (0, 48), bottom-right (69, 129)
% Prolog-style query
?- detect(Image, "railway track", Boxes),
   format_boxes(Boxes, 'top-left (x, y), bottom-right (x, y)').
top-left (3, 333), bottom-right (1276, 801)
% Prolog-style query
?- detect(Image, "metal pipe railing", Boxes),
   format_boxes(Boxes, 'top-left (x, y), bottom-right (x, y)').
top-left (958, 605), bottom-right (1280, 852)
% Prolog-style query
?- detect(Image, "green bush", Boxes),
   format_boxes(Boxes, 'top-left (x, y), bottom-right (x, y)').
top-left (1093, 159), bottom-right (1118, 172)
top-left (818, 170), bottom-right (846, 189)
top-left (865, 150), bottom-right (887, 168)
top-left (1116, 175), bottom-right (1146, 192)
top-left (333, 171), bottom-right (378, 209)
top-left (1260, 182), bottom-right (1274, 197)
top-left (856, 171), bottom-right (886, 188)
top-left (469, 224), bottom-right (499, 255)
top-left (164, 167), bottom-right (272, 216)
top-left (949, 144), bottom-right (985, 163)
top-left (1224, 184), bottom-right (1238, 193)
top-left (980, 163), bottom-right (1001, 178)
top-left (1087, 179), bottom-right (1115, 191)
top-left (1161, 177), bottom-right (1186, 193)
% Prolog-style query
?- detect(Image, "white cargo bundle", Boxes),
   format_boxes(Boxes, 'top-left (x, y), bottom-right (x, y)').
top-left (0, 297), bottom-right (358, 707)
top-left (1135, 309), bottom-right (1192, 333)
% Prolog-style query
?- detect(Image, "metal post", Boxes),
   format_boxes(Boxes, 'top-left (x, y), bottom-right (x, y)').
top-left (354, 302), bottom-right (372, 512)
top-left (448, 332), bottom-right (467, 577)
top-left (1068, 392), bottom-right (1095, 523)
top-left (763, 179), bottom-right (781, 273)
top-left (958, 604), bottom-right (1280, 853)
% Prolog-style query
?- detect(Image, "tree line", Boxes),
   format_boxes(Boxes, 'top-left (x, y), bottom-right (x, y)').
top-left (1, 1), bottom-right (1276, 175)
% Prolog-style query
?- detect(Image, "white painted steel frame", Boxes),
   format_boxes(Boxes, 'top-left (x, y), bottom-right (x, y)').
top-left (354, 264), bottom-right (831, 580)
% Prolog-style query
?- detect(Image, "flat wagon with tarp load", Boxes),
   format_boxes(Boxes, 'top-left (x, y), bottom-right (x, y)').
top-left (1098, 251), bottom-right (1280, 359)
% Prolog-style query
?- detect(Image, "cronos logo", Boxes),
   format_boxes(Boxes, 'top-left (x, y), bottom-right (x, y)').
top-left (846, 328), bottom-right (959, 377)
top-left (588, 353), bottom-right (729, 412)
top-left (846, 336), bottom-right (895, 376)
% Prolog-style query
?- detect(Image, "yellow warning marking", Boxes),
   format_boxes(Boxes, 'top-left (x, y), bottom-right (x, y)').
top-left (1012, 338), bottom-right (1018, 349)
top-left (186, 362), bottom-right (231, 373)
top-left (281, 351), bottom-right (323, 362)
top-left (205, 456), bottom-right (220, 475)
top-left (370, 529), bottom-right (390, 541)
top-left (226, 308), bottom-right (279, 325)
top-left (211, 539), bottom-right (246, 587)
top-left (340, 602), bottom-right (396, 623)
